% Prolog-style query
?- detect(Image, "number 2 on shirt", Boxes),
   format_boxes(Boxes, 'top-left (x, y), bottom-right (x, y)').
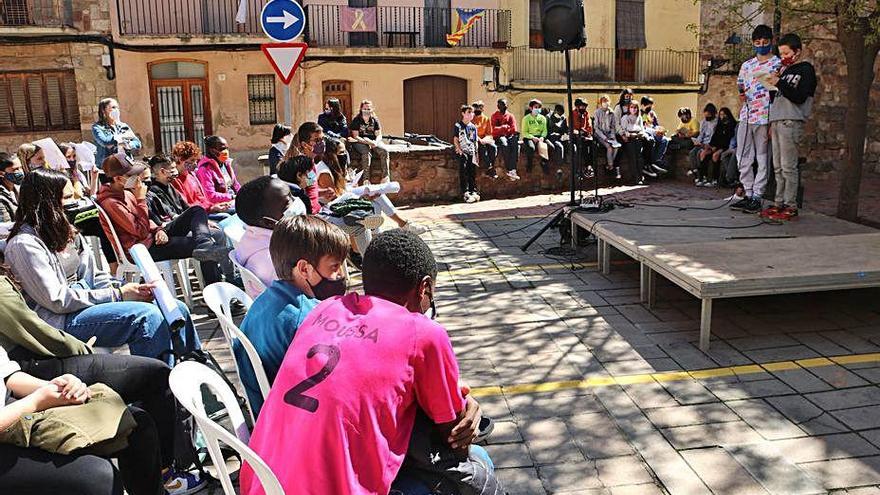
top-left (283, 344), bottom-right (341, 412)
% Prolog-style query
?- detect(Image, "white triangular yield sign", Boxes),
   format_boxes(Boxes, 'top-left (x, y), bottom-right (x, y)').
top-left (261, 43), bottom-right (308, 85)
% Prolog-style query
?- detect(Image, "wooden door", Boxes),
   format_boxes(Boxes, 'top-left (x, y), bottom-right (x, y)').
top-left (322, 80), bottom-right (353, 122)
top-left (615, 49), bottom-right (637, 82)
top-left (150, 79), bottom-right (212, 153)
top-left (403, 75), bottom-right (466, 142)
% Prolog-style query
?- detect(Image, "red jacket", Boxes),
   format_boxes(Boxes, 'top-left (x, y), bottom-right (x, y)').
top-left (172, 169), bottom-right (212, 210)
top-left (96, 185), bottom-right (159, 255)
top-left (490, 111), bottom-right (517, 139)
top-left (572, 109), bottom-right (593, 135)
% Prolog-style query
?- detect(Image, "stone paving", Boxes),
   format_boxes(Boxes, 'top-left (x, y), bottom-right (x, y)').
top-left (194, 178), bottom-right (880, 494)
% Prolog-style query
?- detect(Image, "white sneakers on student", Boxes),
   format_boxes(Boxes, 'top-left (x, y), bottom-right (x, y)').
top-left (402, 222), bottom-right (428, 236)
top-left (463, 191), bottom-right (481, 204)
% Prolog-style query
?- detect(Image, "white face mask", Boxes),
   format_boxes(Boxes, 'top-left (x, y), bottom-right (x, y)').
top-left (109, 108), bottom-right (121, 122)
top-left (283, 200), bottom-right (302, 218)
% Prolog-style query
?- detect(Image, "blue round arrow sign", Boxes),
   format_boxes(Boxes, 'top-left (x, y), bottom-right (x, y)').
top-left (260, 0), bottom-right (306, 42)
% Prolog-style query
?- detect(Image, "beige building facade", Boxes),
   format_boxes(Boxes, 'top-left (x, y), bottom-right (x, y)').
top-left (3, 0), bottom-right (702, 169)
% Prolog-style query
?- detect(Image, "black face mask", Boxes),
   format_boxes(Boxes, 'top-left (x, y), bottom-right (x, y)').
top-left (473, 110), bottom-right (483, 116)
top-left (337, 154), bottom-right (349, 170)
top-left (310, 273), bottom-right (347, 300)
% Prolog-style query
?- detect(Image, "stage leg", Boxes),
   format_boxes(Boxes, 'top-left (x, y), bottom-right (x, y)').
top-left (699, 298), bottom-right (713, 351)
top-left (571, 219), bottom-right (578, 249)
top-left (641, 264), bottom-right (656, 308)
top-left (599, 239), bottom-right (611, 274)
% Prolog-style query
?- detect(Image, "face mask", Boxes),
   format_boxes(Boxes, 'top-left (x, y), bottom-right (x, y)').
top-left (184, 160), bottom-right (199, 172)
top-left (681, 116), bottom-right (691, 123)
top-left (473, 109), bottom-right (482, 116)
top-left (337, 153), bottom-right (349, 170)
top-left (305, 170), bottom-right (317, 187)
top-left (312, 139), bottom-right (325, 157)
top-left (361, 109), bottom-right (372, 117)
top-left (706, 115), bottom-right (716, 121)
top-left (424, 298), bottom-right (437, 320)
top-left (109, 108), bottom-right (121, 122)
top-left (781, 54), bottom-right (797, 66)
top-left (309, 271), bottom-right (347, 300)
top-left (218, 150), bottom-right (230, 162)
top-left (498, 105), bottom-right (507, 113)
top-left (282, 201), bottom-right (300, 218)
top-left (754, 44), bottom-right (772, 56)
top-left (282, 135), bottom-right (293, 146)
top-left (531, 108), bottom-right (540, 116)
top-left (165, 168), bottom-right (179, 180)
top-left (4, 170), bottom-right (24, 185)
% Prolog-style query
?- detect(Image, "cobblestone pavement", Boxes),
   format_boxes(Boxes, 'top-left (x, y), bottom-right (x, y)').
top-left (196, 176), bottom-right (880, 494)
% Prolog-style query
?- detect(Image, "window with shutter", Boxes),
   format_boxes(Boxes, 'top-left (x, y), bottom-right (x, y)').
top-left (0, 70), bottom-right (79, 132)
top-left (247, 74), bottom-right (276, 125)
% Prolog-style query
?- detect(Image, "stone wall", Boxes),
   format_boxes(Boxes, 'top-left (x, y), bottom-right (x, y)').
top-left (0, 0), bottom-right (115, 153)
top-left (697, 1), bottom-right (880, 175)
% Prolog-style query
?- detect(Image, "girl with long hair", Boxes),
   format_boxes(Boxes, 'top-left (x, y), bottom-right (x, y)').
top-left (4, 168), bottom-right (201, 366)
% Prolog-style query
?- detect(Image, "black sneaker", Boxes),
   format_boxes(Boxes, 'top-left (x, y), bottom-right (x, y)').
top-left (651, 163), bottom-right (668, 174)
top-left (642, 167), bottom-right (658, 178)
top-left (474, 416), bottom-right (495, 443)
top-left (743, 197), bottom-right (763, 214)
top-left (730, 198), bottom-right (751, 211)
top-left (192, 245), bottom-right (233, 263)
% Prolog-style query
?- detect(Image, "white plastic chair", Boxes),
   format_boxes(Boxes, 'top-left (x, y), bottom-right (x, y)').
top-left (229, 250), bottom-right (267, 299)
top-left (169, 361), bottom-right (283, 495)
top-left (202, 282), bottom-right (270, 424)
top-left (84, 235), bottom-right (104, 271)
top-left (94, 203), bottom-right (193, 305)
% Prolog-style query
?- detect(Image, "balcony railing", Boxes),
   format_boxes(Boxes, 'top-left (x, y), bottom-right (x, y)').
top-left (511, 46), bottom-right (700, 85)
top-left (305, 5), bottom-right (511, 49)
top-left (117, 0), bottom-right (269, 36)
top-left (0, 0), bottom-right (71, 27)
top-left (116, 0), bottom-right (511, 47)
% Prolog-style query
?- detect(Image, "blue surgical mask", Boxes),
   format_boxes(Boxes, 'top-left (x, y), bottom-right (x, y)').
top-left (4, 170), bottom-right (24, 185)
top-left (754, 44), bottom-right (772, 56)
top-left (531, 108), bottom-right (540, 116)
top-left (305, 170), bottom-right (317, 187)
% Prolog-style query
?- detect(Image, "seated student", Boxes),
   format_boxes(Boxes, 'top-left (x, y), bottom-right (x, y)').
top-left (0, 152), bottom-right (22, 223)
top-left (0, 267), bottom-right (205, 494)
top-left (233, 176), bottom-right (298, 295)
top-left (701, 106), bottom-right (738, 187)
top-left (242, 229), bottom-right (498, 495)
top-left (17, 142), bottom-right (44, 171)
top-left (5, 168), bottom-right (201, 366)
top-left (235, 215), bottom-right (348, 416)
top-left (639, 96), bottom-right (670, 176)
top-left (546, 103), bottom-right (568, 170)
top-left (571, 97), bottom-right (595, 178)
top-left (688, 103), bottom-right (718, 179)
top-left (170, 140), bottom-right (233, 219)
top-left (282, 122), bottom-right (324, 213)
top-left (593, 95), bottom-right (621, 179)
top-left (275, 155), bottom-right (313, 216)
top-left (196, 135), bottom-right (241, 209)
top-left (267, 124), bottom-right (291, 177)
top-left (318, 139), bottom-right (426, 234)
top-left (146, 154), bottom-right (233, 285)
top-left (521, 99), bottom-right (550, 174)
top-left (619, 101), bottom-right (652, 184)
top-left (674, 107), bottom-right (700, 143)
top-left (317, 97), bottom-right (350, 139)
top-left (97, 153), bottom-right (230, 268)
top-left (0, 345), bottom-right (172, 495)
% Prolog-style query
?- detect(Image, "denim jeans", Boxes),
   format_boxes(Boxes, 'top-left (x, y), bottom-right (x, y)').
top-left (64, 300), bottom-right (200, 365)
top-left (650, 135), bottom-right (670, 165)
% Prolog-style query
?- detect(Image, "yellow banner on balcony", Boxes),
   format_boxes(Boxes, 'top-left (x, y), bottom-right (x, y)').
top-left (446, 8), bottom-right (485, 46)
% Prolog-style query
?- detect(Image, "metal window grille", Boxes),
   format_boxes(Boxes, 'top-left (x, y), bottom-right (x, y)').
top-left (0, 70), bottom-right (80, 132)
top-left (247, 74), bottom-right (276, 125)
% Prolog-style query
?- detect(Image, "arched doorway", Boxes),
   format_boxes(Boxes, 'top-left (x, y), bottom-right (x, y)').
top-left (148, 60), bottom-right (212, 153)
top-left (403, 75), bottom-right (467, 142)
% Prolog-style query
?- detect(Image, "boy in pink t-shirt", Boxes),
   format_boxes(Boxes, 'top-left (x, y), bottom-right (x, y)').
top-left (242, 230), bottom-right (496, 495)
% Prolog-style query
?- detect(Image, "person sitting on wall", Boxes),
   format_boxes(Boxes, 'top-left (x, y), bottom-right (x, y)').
top-left (348, 99), bottom-right (391, 184)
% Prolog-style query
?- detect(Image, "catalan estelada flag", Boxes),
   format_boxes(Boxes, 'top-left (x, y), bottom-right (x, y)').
top-left (446, 8), bottom-right (486, 46)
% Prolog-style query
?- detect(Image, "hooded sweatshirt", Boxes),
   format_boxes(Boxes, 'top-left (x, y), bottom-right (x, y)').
top-left (770, 60), bottom-right (817, 122)
top-left (96, 184), bottom-right (159, 253)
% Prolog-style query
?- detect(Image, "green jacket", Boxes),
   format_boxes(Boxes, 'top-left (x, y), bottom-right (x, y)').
top-left (521, 114), bottom-right (548, 139)
top-left (0, 275), bottom-right (90, 357)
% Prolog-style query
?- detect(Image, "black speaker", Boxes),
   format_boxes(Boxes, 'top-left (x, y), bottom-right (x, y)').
top-left (542, 0), bottom-right (586, 51)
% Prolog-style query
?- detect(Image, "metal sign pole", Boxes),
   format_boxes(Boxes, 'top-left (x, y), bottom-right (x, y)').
top-left (284, 84), bottom-right (292, 126)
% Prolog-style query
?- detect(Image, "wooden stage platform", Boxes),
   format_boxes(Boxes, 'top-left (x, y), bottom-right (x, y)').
top-left (570, 200), bottom-right (880, 350)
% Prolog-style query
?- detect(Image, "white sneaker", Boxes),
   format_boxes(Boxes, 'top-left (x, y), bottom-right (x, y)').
top-left (163, 469), bottom-right (207, 495)
top-left (686, 169), bottom-right (694, 177)
top-left (463, 192), bottom-right (475, 203)
top-left (402, 222), bottom-right (428, 235)
top-left (695, 179), bottom-right (705, 186)
top-left (473, 192), bottom-right (481, 202)
top-left (507, 170), bottom-right (520, 181)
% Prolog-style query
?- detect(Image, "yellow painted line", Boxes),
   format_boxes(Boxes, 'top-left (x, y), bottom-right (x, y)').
top-left (469, 352), bottom-right (880, 398)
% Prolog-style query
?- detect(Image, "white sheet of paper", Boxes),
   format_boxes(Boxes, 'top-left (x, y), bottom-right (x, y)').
top-left (129, 244), bottom-right (186, 330)
top-left (31, 138), bottom-right (68, 170)
top-left (348, 169), bottom-right (364, 186)
top-left (350, 181), bottom-right (401, 198)
top-left (73, 141), bottom-right (97, 171)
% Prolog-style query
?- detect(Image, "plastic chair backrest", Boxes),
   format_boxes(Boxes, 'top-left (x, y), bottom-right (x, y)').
top-left (229, 250), bottom-right (267, 299)
top-left (94, 203), bottom-right (132, 266)
top-left (201, 283), bottom-right (270, 421)
top-left (169, 361), bottom-right (283, 495)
